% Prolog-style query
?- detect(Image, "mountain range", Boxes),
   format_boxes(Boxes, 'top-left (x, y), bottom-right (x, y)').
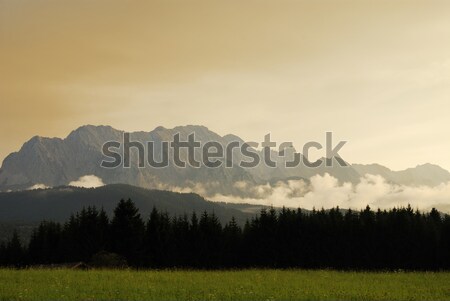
top-left (1, 125), bottom-right (449, 196)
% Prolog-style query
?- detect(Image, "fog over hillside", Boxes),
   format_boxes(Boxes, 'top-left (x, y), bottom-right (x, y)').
top-left (209, 174), bottom-right (450, 212)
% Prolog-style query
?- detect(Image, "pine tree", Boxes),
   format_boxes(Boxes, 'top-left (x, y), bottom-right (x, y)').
top-left (110, 199), bottom-right (145, 265)
top-left (6, 231), bottom-right (24, 267)
top-left (223, 216), bottom-right (242, 267)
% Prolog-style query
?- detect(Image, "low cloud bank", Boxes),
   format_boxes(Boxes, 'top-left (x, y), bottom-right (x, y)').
top-left (68, 175), bottom-right (105, 188)
top-left (27, 183), bottom-right (50, 190)
top-left (208, 174), bottom-right (450, 213)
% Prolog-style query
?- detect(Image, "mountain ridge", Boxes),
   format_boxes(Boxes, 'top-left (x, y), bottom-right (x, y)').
top-left (1, 125), bottom-right (449, 195)
top-left (353, 162), bottom-right (450, 187)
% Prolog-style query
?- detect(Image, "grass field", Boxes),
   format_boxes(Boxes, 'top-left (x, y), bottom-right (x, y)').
top-left (0, 269), bottom-right (449, 301)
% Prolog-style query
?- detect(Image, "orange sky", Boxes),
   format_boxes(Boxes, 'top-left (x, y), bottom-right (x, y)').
top-left (1, 0), bottom-right (450, 170)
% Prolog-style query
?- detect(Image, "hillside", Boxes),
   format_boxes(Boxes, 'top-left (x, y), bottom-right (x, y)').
top-left (0, 184), bottom-right (256, 226)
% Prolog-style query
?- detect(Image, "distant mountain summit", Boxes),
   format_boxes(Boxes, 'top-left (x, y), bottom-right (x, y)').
top-left (1, 125), bottom-right (449, 195)
top-left (353, 163), bottom-right (450, 186)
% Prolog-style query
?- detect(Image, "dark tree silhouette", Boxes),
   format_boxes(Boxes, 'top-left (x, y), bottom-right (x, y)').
top-left (1, 198), bottom-right (449, 270)
top-left (110, 199), bottom-right (145, 265)
top-left (3, 231), bottom-right (24, 267)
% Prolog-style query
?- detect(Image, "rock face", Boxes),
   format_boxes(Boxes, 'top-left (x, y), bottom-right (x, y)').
top-left (1, 125), bottom-right (449, 195)
top-left (0, 125), bottom-right (124, 191)
top-left (0, 125), bottom-right (255, 195)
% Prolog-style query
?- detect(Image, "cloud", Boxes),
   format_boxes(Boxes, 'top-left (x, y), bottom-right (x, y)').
top-left (68, 175), bottom-right (104, 188)
top-left (154, 181), bottom-right (221, 196)
top-left (208, 174), bottom-right (450, 213)
top-left (27, 183), bottom-right (50, 190)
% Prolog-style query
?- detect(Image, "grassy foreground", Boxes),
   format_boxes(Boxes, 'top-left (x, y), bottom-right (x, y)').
top-left (0, 269), bottom-right (449, 301)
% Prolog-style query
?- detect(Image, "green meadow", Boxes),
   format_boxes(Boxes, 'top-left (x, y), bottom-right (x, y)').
top-left (0, 269), bottom-right (449, 301)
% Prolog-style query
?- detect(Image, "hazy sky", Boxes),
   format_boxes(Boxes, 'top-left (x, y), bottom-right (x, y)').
top-left (1, 0), bottom-right (450, 170)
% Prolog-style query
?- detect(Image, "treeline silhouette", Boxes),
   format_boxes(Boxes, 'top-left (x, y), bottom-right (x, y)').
top-left (1, 199), bottom-right (449, 270)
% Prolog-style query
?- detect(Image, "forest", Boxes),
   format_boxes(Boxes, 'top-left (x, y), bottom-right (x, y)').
top-left (1, 199), bottom-right (449, 270)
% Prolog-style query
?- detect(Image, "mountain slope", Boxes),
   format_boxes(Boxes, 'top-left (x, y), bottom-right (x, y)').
top-left (352, 163), bottom-right (450, 186)
top-left (0, 184), bottom-right (256, 225)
